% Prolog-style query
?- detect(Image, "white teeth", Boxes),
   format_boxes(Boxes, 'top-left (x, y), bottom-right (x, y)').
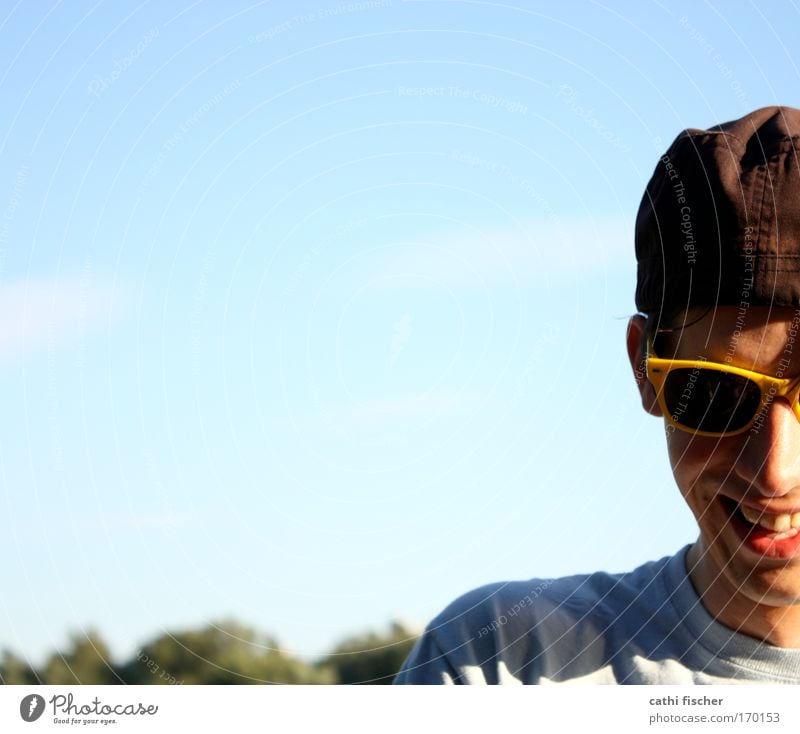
top-left (740, 506), bottom-right (761, 525)
top-left (739, 505), bottom-right (800, 532)
top-left (740, 505), bottom-right (770, 527)
top-left (774, 514), bottom-right (792, 532)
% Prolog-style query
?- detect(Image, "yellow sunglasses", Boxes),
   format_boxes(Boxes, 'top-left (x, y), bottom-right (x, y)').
top-left (646, 338), bottom-right (800, 436)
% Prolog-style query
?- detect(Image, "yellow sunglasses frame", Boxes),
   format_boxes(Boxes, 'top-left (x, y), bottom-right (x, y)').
top-left (645, 338), bottom-right (800, 437)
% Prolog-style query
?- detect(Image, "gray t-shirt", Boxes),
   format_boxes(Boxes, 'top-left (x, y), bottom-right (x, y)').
top-left (394, 546), bottom-right (800, 684)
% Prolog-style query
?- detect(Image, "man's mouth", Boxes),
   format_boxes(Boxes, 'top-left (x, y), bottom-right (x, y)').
top-left (738, 505), bottom-right (800, 540)
top-left (722, 497), bottom-right (800, 558)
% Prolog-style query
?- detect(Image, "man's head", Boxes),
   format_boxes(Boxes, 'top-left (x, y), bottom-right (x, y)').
top-left (628, 107), bottom-right (800, 640)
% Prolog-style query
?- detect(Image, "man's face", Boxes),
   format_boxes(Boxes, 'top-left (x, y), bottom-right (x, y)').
top-left (629, 306), bottom-right (800, 614)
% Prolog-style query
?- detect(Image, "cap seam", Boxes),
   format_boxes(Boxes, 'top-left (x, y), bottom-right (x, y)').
top-left (751, 150), bottom-right (771, 257)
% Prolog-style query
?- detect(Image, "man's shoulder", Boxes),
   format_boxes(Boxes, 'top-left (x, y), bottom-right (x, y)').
top-left (433, 552), bottom-right (677, 633)
top-left (395, 551), bottom-right (685, 684)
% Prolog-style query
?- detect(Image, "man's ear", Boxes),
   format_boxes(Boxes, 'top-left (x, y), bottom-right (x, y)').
top-left (626, 315), bottom-right (662, 417)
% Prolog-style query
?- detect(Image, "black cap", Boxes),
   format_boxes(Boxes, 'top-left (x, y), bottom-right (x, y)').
top-left (636, 106), bottom-right (800, 320)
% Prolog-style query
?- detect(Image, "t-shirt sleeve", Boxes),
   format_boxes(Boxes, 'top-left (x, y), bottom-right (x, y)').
top-left (393, 628), bottom-right (463, 684)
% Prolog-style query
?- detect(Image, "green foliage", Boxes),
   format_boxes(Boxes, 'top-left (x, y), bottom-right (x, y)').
top-left (0, 650), bottom-right (38, 684)
top-left (0, 619), bottom-right (417, 685)
top-left (121, 620), bottom-right (334, 685)
top-left (319, 621), bottom-right (418, 684)
top-left (39, 630), bottom-right (119, 685)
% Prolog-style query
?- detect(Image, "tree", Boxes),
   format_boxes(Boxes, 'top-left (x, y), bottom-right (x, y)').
top-left (319, 621), bottom-right (418, 684)
top-left (0, 650), bottom-right (39, 684)
top-left (120, 620), bottom-right (334, 684)
top-left (0, 619), bottom-right (419, 685)
top-left (38, 630), bottom-right (120, 684)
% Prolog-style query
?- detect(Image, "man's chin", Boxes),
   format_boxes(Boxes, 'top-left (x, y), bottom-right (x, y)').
top-left (724, 562), bottom-right (800, 608)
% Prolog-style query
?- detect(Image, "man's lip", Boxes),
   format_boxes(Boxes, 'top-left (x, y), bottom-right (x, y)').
top-left (721, 496), bottom-right (800, 560)
top-left (722, 496), bottom-right (800, 516)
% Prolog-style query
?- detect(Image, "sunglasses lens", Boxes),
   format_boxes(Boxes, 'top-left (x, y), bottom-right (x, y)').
top-left (662, 368), bottom-right (762, 433)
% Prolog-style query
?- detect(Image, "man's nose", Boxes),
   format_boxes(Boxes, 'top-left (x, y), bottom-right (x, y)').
top-left (734, 398), bottom-right (800, 497)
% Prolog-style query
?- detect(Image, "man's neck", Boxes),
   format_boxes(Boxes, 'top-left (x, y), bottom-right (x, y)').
top-left (686, 541), bottom-right (800, 649)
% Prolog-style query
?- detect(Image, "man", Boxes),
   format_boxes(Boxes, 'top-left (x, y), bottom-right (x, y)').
top-left (394, 106), bottom-right (800, 684)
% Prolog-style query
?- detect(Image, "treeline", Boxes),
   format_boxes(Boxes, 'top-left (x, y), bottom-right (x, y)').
top-left (0, 621), bottom-right (417, 685)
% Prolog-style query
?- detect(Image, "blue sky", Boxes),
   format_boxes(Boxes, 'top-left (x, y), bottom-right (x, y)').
top-left (2, 0), bottom-right (799, 665)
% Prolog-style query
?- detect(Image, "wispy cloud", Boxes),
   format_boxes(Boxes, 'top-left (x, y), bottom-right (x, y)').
top-left (370, 217), bottom-right (632, 289)
top-left (0, 275), bottom-right (124, 360)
